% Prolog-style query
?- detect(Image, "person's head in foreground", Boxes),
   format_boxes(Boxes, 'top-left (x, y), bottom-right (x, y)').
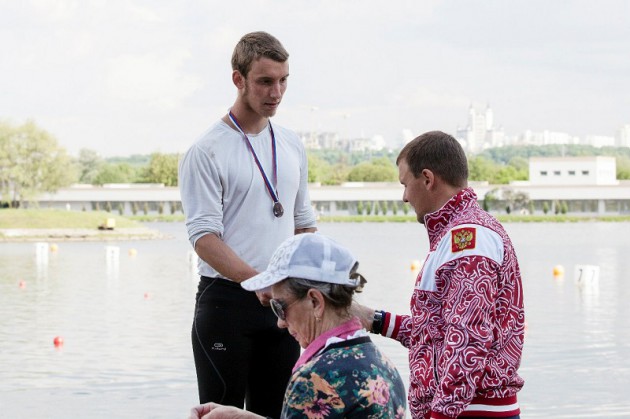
top-left (241, 232), bottom-right (366, 348)
top-left (396, 130), bottom-right (469, 224)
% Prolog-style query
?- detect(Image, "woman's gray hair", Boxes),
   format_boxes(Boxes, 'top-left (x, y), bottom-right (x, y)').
top-left (283, 262), bottom-right (367, 310)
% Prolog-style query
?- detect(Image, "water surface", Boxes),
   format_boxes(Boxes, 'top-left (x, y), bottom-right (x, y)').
top-left (1, 222), bottom-right (629, 418)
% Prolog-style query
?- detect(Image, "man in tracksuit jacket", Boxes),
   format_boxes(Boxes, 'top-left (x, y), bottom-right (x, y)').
top-left (355, 130), bottom-right (524, 418)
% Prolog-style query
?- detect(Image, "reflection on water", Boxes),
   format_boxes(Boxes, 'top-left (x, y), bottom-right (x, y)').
top-left (1, 222), bottom-right (630, 418)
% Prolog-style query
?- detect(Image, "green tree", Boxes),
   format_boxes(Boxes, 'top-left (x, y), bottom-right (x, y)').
top-left (94, 162), bottom-right (135, 185)
top-left (0, 120), bottom-right (76, 207)
top-left (347, 157), bottom-right (397, 182)
top-left (356, 201), bottom-right (364, 215)
top-left (483, 188), bottom-right (499, 212)
top-left (617, 156), bottom-right (630, 180)
top-left (307, 154), bottom-right (330, 183)
top-left (542, 201), bottom-right (549, 214)
top-left (323, 163), bottom-right (351, 185)
top-left (379, 201), bottom-right (388, 215)
top-left (468, 156), bottom-right (496, 182)
top-left (391, 201), bottom-right (398, 215)
top-left (76, 149), bottom-right (104, 184)
top-left (140, 153), bottom-right (180, 186)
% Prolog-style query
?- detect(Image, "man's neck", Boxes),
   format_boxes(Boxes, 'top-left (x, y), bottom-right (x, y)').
top-left (226, 104), bottom-right (269, 134)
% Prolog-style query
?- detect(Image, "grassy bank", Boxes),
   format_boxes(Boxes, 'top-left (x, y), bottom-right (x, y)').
top-left (0, 209), bottom-right (142, 229)
top-left (3, 209), bottom-right (630, 229)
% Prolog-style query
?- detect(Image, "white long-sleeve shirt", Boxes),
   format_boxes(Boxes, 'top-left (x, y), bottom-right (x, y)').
top-left (179, 119), bottom-right (317, 279)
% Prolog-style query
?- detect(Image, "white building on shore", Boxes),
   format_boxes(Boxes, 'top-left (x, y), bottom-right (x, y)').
top-left (7, 155), bottom-right (625, 216)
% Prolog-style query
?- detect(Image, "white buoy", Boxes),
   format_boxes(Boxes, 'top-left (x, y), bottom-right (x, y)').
top-left (105, 245), bottom-right (120, 280)
top-left (105, 245), bottom-right (120, 260)
top-left (35, 242), bottom-right (49, 265)
top-left (574, 264), bottom-right (600, 286)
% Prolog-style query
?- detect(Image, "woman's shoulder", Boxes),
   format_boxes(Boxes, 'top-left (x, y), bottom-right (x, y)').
top-left (285, 339), bottom-right (406, 418)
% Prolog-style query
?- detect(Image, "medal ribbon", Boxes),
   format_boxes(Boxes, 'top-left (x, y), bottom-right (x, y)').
top-left (228, 111), bottom-right (280, 207)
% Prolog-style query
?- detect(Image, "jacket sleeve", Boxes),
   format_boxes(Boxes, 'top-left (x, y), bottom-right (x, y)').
top-left (380, 312), bottom-right (414, 349)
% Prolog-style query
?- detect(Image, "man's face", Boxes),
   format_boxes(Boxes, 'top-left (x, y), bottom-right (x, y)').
top-left (398, 159), bottom-right (429, 224)
top-left (241, 57), bottom-right (289, 119)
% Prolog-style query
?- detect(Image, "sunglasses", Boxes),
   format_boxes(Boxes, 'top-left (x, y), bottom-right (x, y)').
top-left (269, 297), bottom-right (301, 321)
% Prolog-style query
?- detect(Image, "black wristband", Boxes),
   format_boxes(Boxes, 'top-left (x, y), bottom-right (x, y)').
top-left (371, 310), bottom-right (385, 335)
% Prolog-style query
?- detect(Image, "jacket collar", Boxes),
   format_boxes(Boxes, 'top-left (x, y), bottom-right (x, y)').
top-left (424, 187), bottom-right (478, 245)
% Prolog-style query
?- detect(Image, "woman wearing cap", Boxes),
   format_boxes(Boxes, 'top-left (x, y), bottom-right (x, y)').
top-left (189, 233), bottom-right (406, 419)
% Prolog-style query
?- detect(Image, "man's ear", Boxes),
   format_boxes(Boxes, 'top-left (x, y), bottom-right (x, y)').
top-left (421, 169), bottom-right (435, 189)
top-left (232, 70), bottom-right (245, 89)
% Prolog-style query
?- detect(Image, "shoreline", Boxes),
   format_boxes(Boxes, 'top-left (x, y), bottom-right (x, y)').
top-left (3, 213), bottom-right (630, 242)
top-left (0, 227), bottom-right (169, 242)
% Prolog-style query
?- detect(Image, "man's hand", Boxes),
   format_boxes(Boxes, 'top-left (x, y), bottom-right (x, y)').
top-left (350, 301), bottom-right (376, 332)
top-left (189, 402), bottom-right (263, 419)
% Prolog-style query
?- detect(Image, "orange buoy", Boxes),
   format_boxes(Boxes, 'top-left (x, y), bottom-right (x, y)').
top-left (53, 336), bottom-right (64, 348)
top-left (410, 260), bottom-right (422, 271)
top-left (50, 243), bottom-right (58, 252)
top-left (144, 292), bottom-right (151, 300)
top-left (552, 265), bottom-right (565, 278)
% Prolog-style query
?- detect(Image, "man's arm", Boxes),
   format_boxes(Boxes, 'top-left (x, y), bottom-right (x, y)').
top-left (194, 233), bottom-right (257, 283)
top-left (195, 233), bottom-right (273, 305)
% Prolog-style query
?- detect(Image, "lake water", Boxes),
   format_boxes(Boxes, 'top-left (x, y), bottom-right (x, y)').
top-left (1, 221), bottom-right (629, 418)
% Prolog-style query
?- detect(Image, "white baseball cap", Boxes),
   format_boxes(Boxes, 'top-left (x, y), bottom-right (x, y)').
top-left (241, 233), bottom-right (360, 291)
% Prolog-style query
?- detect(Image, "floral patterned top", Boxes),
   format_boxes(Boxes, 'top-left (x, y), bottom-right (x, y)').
top-left (280, 336), bottom-right (407, 418)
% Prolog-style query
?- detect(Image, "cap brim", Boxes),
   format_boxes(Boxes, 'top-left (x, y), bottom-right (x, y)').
top-left (240, 270), bottom-right (287, 291)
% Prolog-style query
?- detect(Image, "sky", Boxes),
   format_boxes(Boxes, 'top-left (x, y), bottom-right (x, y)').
top-left (1, 0), bottom-right (629, 157)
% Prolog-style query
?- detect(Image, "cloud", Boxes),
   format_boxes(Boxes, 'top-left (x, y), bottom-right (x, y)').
top-left (105, 52), bottom-right (204, 109)
top-left (1, 0), bottom-right (629, 156)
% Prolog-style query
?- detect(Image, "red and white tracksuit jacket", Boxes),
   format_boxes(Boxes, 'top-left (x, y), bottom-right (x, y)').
top-left (380, 188), bottom-right (525, 418)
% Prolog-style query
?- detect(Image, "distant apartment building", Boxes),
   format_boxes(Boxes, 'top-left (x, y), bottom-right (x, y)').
top-left (516, 130), bottom-right (579, 147)
top-left (584, 135), bottom-right (616, 148)
top-left (299, 131), bottom-right (377, 152)
top-left (299, 131), bottom-right (339, 150)
top-left (456, 103), bottom-right (505, 153)
top-left (617, 124), bottom-right (630, 147)
top-left (529, 156), bottom-right (618, 186)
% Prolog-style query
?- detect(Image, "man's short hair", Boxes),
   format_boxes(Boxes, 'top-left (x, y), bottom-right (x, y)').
top-left (231, 31), bottom-right (289, 78)
top-left (396, 131), bottom-right (468, 187)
